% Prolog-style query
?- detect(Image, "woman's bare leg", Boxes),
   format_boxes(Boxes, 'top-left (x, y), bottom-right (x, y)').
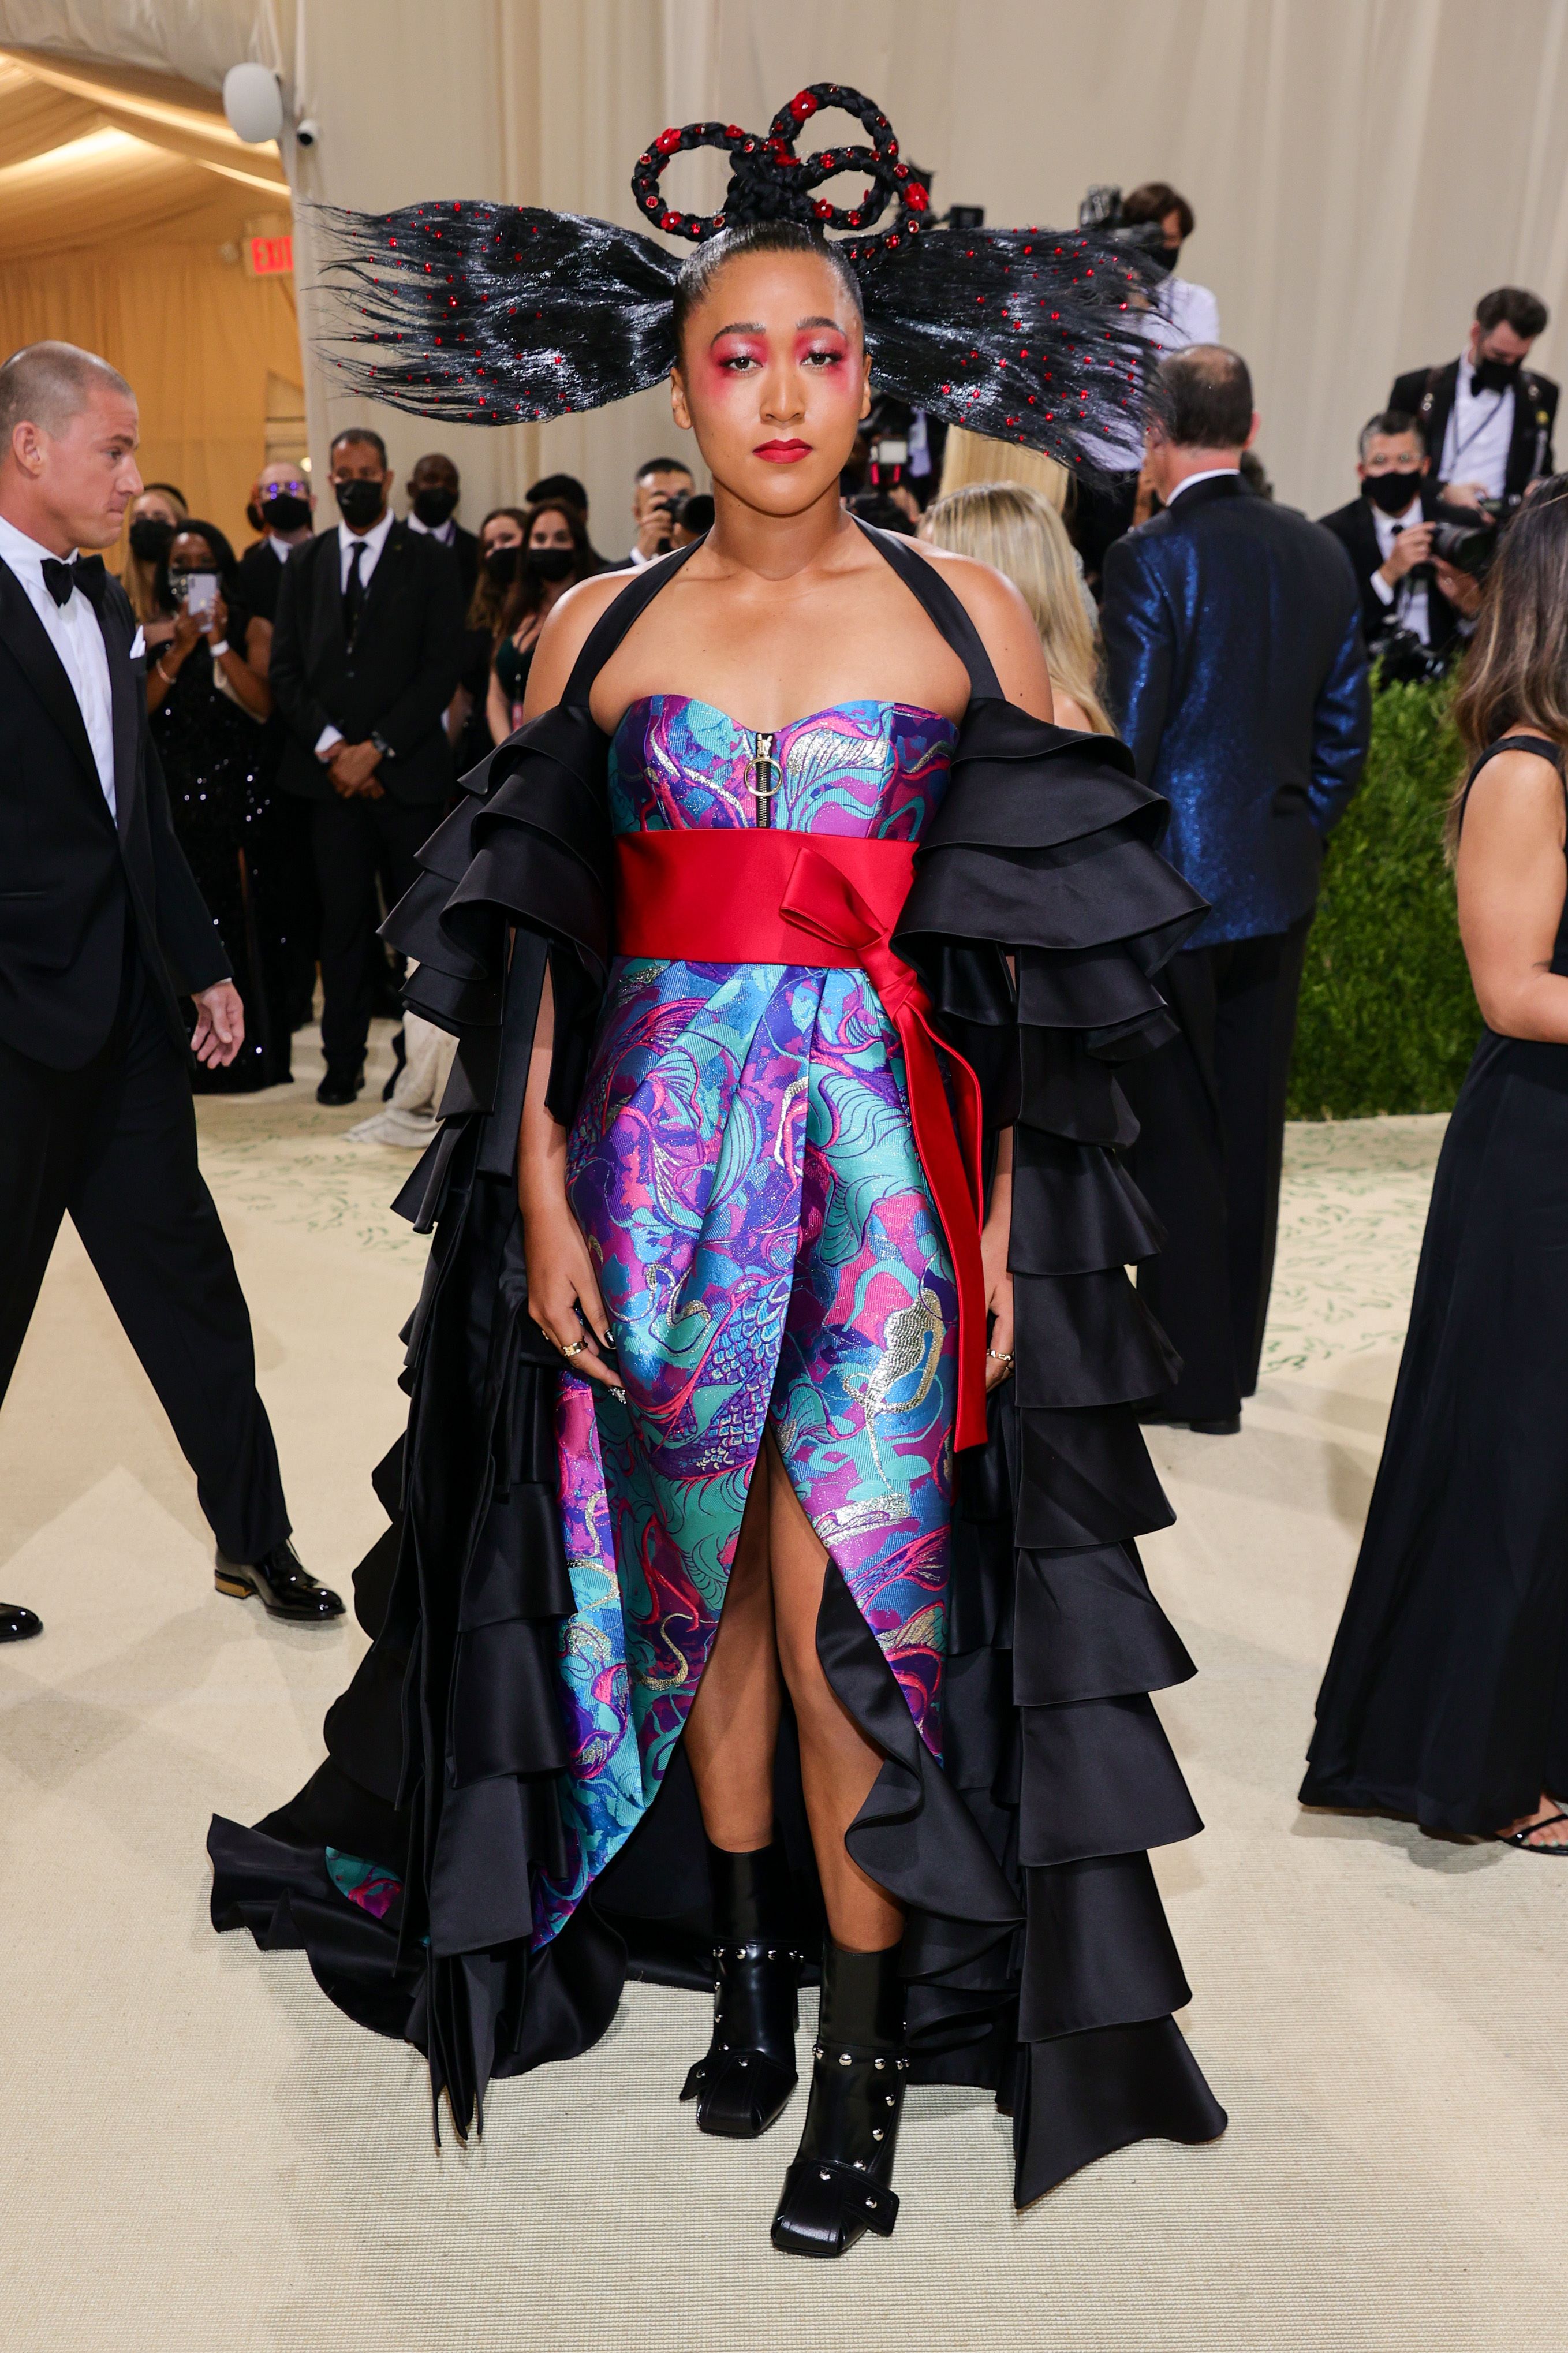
top-left (684, 1451), bottom-right (782, 1852)
top-left (765, 1437), bottom-right (905, 1952)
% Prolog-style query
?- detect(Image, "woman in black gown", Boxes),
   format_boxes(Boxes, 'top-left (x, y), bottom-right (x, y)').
top-left (1304, 479), bottom-right (1568, 1849)
top-left (147, 522), bottom-right (293, 1091)
top-left (209, 84), bottom-right (1225, 2255)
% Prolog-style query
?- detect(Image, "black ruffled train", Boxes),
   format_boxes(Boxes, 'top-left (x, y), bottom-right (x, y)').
top-left (209, 530), bottom-right (1226, 2206)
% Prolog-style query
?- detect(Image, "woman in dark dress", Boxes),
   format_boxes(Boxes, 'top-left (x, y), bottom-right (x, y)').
top-left (451, 505), bottom-right (530, 779)
top-left (1304, 479), bottom-right (1568, 1849)
top-left (210, 85), bottom-right (1225, 2255)
top-left (486, 496), bottom-right (599, 745)
top-left (146, 522), bottom-right (292, 1090)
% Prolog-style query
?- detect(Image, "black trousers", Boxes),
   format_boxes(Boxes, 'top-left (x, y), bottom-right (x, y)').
top-left (1120, 913), bottom-right (1313, 1423)
top-left (311, 794), bottom-right (435, 1072)
top-left (0, 958), bottom-right (290, 1565)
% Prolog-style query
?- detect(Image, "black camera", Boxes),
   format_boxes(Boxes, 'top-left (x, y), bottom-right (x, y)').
top-left (1373, 625), bottom-right (1452, 687)
top-left (1078, 184), bottom-right (1167, 262)
top-left (1429, 497), bottom-right (1503, 581)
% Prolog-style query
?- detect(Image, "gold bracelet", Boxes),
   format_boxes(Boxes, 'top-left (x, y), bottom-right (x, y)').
top-left (155, 657), bottom-right (174, 684)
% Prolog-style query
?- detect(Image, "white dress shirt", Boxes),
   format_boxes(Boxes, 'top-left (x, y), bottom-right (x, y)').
top-left (264, 532), bottom-right (292, 564)
top-left (406, 510), bottom-right (456, 547)
top-left (1143, 275), bottom-right (1222, 356)
top-left (0, 510), bottom-right (117, 816)
top-left (316, 508), bottom-right (396, 756)
top-left (1439, 360), bottom-right (1514, 501)
top-left (1367, 491), bottom-right (1431, 644)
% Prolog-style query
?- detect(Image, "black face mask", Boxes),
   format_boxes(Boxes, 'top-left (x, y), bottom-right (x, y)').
top-left (334, 478), bottom-right (385, 531)
top-left (262, 492), bottom-right (312, 533)
top-left (412, 484), bottom-right (458, 528)
top-left (129, 515), bottom-right (175, 564)
top-left (527, 546), bottom-right (576, 581)
top-left (484, 543), bottom-right (521, 587)
top-left (1472, 353), bottom-right (1522, 396)
top-left (246, 502), bottom-right (265, 534)
top-left (1363, 469), bottom-right (1424, 516)
top-left (1144, 247), bottom-right (1177, 282)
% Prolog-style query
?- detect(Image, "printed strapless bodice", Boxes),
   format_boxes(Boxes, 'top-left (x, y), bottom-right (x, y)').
top-left (608, 694), bottom-right (957, 841)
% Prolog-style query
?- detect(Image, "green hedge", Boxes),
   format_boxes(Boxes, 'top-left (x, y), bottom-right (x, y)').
top-left (1287, 676), bottom-right (1479, 1120)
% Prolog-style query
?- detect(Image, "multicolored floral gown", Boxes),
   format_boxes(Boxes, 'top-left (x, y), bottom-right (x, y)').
top-left (544, 695), bottom-right (960, 1942)
top-left (210, 530), bottom-right (1227, 2206)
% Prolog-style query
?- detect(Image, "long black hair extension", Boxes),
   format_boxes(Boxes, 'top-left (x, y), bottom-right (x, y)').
top-left (315, 82), bottom-right (1156, 473)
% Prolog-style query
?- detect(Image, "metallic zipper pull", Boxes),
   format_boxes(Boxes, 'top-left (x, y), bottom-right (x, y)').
top-left (753, 729), bottom-right (779, 829)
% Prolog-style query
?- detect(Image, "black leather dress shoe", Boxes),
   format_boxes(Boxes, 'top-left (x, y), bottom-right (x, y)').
top-left (215, 1541), bottom-right (346, 1623)
top-left (1189, 1415), bottom-right (1242, 1435)
top-left (315, 1063), bottom-right (364, 1106)
top-left (0, 1602), bottom-right (43, 1642)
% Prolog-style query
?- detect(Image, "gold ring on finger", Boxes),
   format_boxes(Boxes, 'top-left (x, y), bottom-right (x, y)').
top-left (558, 1337), bottom-right (587, 1359)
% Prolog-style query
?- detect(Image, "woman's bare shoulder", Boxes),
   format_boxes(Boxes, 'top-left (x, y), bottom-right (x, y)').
top-left (1465, 741), bottom-right (1567, 819)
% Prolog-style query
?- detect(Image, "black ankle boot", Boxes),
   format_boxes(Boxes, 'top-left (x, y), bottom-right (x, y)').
top-left (680, 1841), bottom-right (802, 2139)
top-left (771, 1938), bottom-right (907, 2257)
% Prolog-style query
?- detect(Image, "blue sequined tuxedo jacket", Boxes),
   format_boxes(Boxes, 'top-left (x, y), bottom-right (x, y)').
top-left (1102, 473), bottom-right (1370, 947)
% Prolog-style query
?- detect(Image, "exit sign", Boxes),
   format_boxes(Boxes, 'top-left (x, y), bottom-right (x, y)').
top-left (248, 234), bottom-right (293, 277)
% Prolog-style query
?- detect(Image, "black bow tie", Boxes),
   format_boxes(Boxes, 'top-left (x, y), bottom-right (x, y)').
top-left (40, 553), bottom-right (106, 609)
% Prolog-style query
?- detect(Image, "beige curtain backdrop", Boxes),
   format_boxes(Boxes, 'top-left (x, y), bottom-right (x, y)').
top-left (0, 251), bottom-right (300, 547)
top-left (3, 1), bottom-right (1568, 547)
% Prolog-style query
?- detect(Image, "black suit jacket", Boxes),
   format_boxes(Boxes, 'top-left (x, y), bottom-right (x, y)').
top-left (1317, 486), bottom-right (1466, 655)
top-left (1389, 359), bottom-right (1558, 501)
top-left (0, 557), bottom-right (228, 1069)
top-left (236, 537), bottom-right (289, 629)
top-left (270, 521), bottom-right (464, 804)
top-left (451, 521), bottom-right (479, 606)
top-left (1102, 474), bottom-right (1371, 947)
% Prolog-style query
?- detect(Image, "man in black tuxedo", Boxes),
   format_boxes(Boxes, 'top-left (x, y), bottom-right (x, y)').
top-left (270, 427), bottom-right (464, 1105)
top-left (404, 450), bottom-right (479, 603)
top-left (1102, 346), bottom-right (1371, 1433)
top-left (1390, 286), bottom-right (1557, 512)
top-left (0, 340), bottom-right (344, 1637)
top-left (1318, 411), bottom-right (1483, 669)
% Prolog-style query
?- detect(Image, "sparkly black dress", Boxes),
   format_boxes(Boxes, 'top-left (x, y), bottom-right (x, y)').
top-left (150, 636), bottom-right (293, 1091)
top-left (1304, 736), bottom-right (1568, 1833)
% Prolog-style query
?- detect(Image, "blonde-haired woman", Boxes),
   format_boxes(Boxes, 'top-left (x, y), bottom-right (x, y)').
top-left (120, 482), bottom-right (187, 642)
top-left (922, 481), bottom-right (1111, 733)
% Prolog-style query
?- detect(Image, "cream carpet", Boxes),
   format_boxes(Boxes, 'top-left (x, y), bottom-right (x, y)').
top-left (1, 1038), bottom-right (1562, 2352)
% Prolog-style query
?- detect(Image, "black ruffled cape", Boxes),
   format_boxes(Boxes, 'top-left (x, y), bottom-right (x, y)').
top-left (209, 530), bottom-right (1226, 2205)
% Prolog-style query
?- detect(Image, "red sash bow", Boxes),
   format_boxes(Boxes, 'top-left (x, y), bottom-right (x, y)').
top-left (615, 829), bottom-right (989, 1448)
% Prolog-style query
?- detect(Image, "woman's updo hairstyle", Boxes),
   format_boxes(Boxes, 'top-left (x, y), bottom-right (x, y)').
top-left (670, 221), bottom-right (864, 363)
top-left (316, 81), bottom-right (1155, 474)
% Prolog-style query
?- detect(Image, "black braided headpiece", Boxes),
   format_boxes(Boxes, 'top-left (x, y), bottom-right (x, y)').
top-left (317, 83), bottom-right (1155, 470)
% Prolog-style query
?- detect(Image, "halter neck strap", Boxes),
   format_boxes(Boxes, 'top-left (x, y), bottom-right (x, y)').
top-left (559, 515), bottom-right (1004, 715)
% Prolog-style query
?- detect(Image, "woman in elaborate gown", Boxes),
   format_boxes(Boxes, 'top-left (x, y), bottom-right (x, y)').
top-left (210, 85), bottom-right (1225, 2255)
top-left (1304, 482), bottom-right (1568, 1850)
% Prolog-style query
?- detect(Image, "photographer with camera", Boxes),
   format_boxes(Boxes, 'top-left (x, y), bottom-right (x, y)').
top-left (1390, 288), bottom-right (1557, 513)
top-left (617, 454), bottom-right (696, 569)
top-left (1121, 181), bottom-right (1220, 355)
top-left (1319, 410), bottom-right (1482, 677)
top-left (1071, 181), bottom-right (1221, 589)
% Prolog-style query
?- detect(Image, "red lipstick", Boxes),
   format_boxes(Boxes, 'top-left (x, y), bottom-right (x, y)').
top-left (754, 438), bottom-right (811, 463)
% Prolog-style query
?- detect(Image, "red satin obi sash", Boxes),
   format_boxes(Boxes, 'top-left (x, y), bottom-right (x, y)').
top-left (615, 829), bottom-right (990, 1449)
